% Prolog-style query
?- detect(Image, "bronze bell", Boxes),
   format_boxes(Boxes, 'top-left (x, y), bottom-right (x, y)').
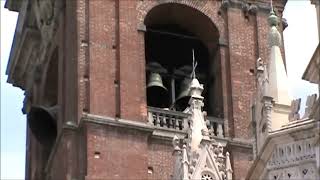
top-left (175, 78), bottom-right (192, 111)
top-left (147, 72), bottom-right (169, 108)
top-left (28, 105), bottom-right (58, 147)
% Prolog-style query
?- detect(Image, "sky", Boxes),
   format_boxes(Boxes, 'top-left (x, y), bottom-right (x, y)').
top-left (0, 0), bottom-right (319, 180)
top-left (1, 1), bottom-right (26, 179)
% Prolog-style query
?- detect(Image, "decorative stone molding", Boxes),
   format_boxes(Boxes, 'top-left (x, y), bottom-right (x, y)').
top-left (173, 135), bottom-right (182, 151)
top-left (256, 57), bottom-right (269, 98)
top-left (267, 163), bottom-right (318, 180)
top-left (262, 96), bottom-right (273, 133)
top-left (256, 57), bottom-right (264, 72)
top-left (267, 139), bottom-right (317, 169)
top-left (221, 0), bottom-right (259, 18)
top-left (247, 117), bottom-right (320, 180)
top-left (220, 0), bottom-right (279, 14)
top-left (147, 106), bottom-right (190, 131)
top-left (265, 137), bottom-right (319, 179)
top-left (241, 1), bottom-right (249, 16)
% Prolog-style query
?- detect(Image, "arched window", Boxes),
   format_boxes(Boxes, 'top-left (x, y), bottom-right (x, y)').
top-left (144, 4), bottom-right (223, 117)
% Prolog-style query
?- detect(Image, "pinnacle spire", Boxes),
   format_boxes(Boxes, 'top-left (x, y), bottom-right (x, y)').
top-left (268, 2), bottom-right (281, 47)
top-left (266, 1), bottom-right (291, 106)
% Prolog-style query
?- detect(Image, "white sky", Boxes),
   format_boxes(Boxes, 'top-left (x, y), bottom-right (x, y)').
top-left (283, 0), bottom-right (319, 112)
top-left (1, 0), bottom-right (318, 179)
top-left (1, 1), bottom-right (25, 179)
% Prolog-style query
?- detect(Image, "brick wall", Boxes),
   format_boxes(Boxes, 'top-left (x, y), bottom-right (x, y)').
top-left (230, 147), bottom-right (254, 180)
top-left (147, 139), bottom-right (174, 179)
top-left (119, 1), bottom-right (147, 121)
top-left (84, 0), bottom-right (264, 179)
top-left (88, 0), bottom-right (116, 117)
top-left (23, 0), bottom-right (288, 179)
top-left (85, 123), bottom-right (148, 179)
top-left (227, 7), bottom-right (257, 139)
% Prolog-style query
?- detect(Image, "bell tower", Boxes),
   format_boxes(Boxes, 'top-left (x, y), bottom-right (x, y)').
top-left (5, 0), bottom-right (288, 179)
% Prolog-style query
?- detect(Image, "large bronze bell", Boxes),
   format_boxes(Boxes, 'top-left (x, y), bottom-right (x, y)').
top-left (175, 78), bottom-right (192, 111)
top-left (147, 72), bottom-right (169, 108)
top-left (28, 105), bottom-right (58, 147)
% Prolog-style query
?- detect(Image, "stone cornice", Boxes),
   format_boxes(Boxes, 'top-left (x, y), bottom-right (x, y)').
top-left (81, 113), bottom-right (155, 132)
top-left (7, 27), bottom-right (41, 88)
top-left (81, 113), bottom-right (189, 140)
top-left (44, 113), bottom-right (256, 174)
top-left (225, 0), bottom-right (287, 14)
top-left (227, 137), bottom-right (253, 149)
top-left (81, 113), bottom-right (254, 149)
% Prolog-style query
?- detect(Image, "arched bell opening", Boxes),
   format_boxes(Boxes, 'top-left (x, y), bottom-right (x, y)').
top-left (28, 105), bottom-right (58, 168)
top-left (144, 3), bottom-right (223, 117)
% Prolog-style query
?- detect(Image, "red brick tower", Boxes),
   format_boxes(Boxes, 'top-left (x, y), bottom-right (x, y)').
top-left (5, 0), bottom-right (288, 179)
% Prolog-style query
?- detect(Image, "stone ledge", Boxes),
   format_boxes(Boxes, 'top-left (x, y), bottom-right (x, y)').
top-left (81, 113), bottom-right (154, 132)
top-left (227, 137), bottom-right (253, 149)
top-left (81, 113), bottom-right (187, 140)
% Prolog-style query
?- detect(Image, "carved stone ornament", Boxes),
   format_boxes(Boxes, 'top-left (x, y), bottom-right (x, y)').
top-left (257, 61), bottom-right (269, 97)
top-left (262, 97), bottom-right (273, 132)
top-left (256, 57), bottom-right (264, 72)
top-left (302, 94), bottom-right (317, 119)
top-left (221, 0), bottom-right (230, 10)
top-left (173, 135), bottom-right (181, 151)
top-left (266, 139), bottom-right (318, 180)
top-left (248, 4), bottom-right (258, 15)
top-left (171, 76), bottom-right (231, 180)
top-left (241, 2), bottom-right (249, 13)
top-left (38, 0), bottom-right (55, 26)
top-left (288, 98), bottom-right (301, 121)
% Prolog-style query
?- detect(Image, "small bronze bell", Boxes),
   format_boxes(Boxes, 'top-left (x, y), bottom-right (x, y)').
top-left (147, 72), bottom-right (169, 108)
top-left (175, 78), bottom-right (192, 111)
top-left (28, 105), bottom-right (58, 146)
